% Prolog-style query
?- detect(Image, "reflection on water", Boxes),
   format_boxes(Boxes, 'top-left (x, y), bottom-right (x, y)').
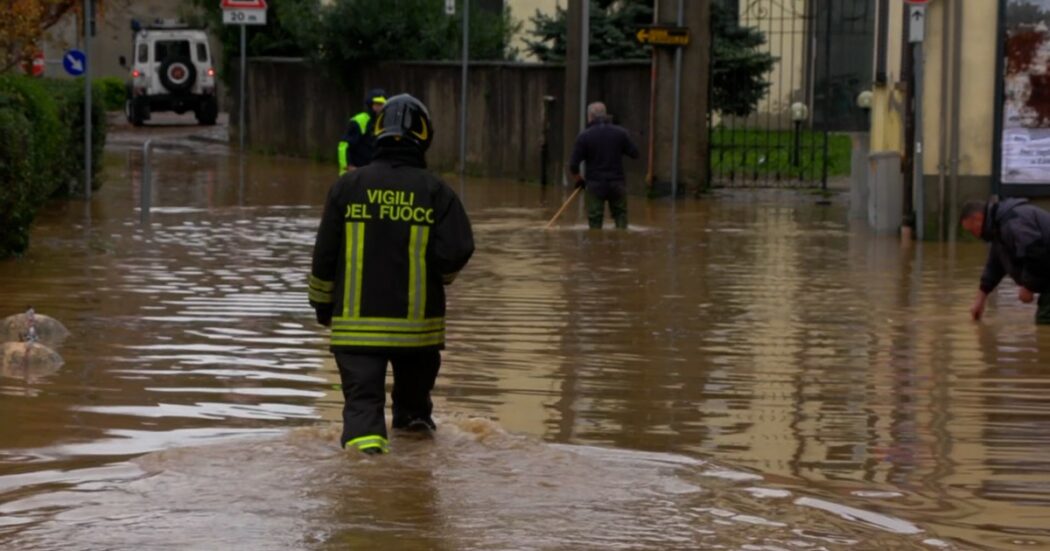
top-left (0, 148), bottom-right (1048, 549)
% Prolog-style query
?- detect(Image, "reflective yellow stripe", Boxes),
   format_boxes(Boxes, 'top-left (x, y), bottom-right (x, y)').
top-left (332, 317), bottom-right (444, 332)
top-left (309, 288), bottom-right (333, 303)
top-left (353, 224), bottom-right (365, 317)
top-left (309, 274), bottom-right (334, 292)
top-left (331, 330), bottom-right (445, 348)
top-left (338, 141), bottom-right (349, 175)
top-left (408, 225), bottom-right (430, 320)
top-left (332, 222), bottom-right (440, 349)
top-left (352, 112), bottom-right (370, 134)
top-left (343, 222), bottom-right (365, 318)
top-left (346, 434), bottom-right (389, 452)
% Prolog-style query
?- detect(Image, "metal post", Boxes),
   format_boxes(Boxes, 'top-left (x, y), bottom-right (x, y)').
top-left (459, 0), bottom-right (470, 178)
top-left (141, 139), bottom-right (152, 223)
top-left (793, 120), bottom-right (801, 167)
top-left (84, 0), bottom-right (92, 200)
top-left (579, 1), bottom-right (589, 133)
top-left (239, 24), bottom-right (246, 152)
top-left (670, 0), bottom-right (684, 197)
top-left (541, 96), bottom-right (554, 186)
top-left (820, 0), bottom-right (832, 193)
top-left (914, 40), bottom-right (925, 240)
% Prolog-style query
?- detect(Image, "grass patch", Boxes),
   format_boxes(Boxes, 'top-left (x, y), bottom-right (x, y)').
top-left (710, 127), bottom-right (851, 182)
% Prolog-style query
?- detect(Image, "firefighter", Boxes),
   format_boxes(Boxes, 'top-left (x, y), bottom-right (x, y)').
top-left (310, 94), bottom-right (475, 455)
top-left (337, 88), bottom-right (387, 175)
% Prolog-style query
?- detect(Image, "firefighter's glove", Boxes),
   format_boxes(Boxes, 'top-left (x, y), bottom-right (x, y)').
top-left (573, 177), bottom-right (585, 190)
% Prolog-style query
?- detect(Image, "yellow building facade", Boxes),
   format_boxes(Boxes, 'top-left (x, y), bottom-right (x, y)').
top-left (507, 0), bottom-right (563, 60)
top-left (869, 0), bottom-right (1000, 239)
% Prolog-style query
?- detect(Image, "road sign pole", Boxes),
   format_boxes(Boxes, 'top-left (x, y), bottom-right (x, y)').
top-left (459, 0), bottom-right (469, 179)
top-left (910, 3), bottom-right (926, 240)
top-left (580, 1), bottom-right (589, 134)
top-left (84, 0), bottom-right (92, 200)
top-left (221, 1), bottom-right (267, 151)
top-left (670, 0), bottom-right (683, 197)
top-left (821, 0), bottom-right (832, 194)
top-left (240, 24), bottom-right (246, 152)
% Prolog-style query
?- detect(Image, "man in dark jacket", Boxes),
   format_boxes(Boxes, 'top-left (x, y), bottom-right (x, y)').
top-left (961, 197), bottom-right (1050, 323)
top-left (569, 102), bottom-right (639, 229)
top-left (310, 94), bottom-right (475, 454)
top-left (337, 88), bottom-right (386, 175)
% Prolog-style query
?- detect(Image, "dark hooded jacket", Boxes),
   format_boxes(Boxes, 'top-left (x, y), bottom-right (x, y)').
top-left (569, 118), bottom-right (639, 183)
top-left (309, 144), bottom-right (474, 352)
top-left (979, 198), bottom-right (1050, 294)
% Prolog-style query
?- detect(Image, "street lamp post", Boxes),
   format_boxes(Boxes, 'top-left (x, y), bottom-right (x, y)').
top-left (790, 101), bottom-right (809, 169)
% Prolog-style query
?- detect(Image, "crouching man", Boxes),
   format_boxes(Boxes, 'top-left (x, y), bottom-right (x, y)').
top-left (960, 197), bottom-right (1050, 324)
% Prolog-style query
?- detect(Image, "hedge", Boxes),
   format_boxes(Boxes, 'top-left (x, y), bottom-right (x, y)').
top-left (0, 75), bottom-right (107, 258)
top-left (95, 76), bottom-right (125, 111)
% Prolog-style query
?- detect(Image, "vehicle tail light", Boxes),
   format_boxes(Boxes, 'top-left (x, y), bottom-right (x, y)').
top-left (207, 67), bottom-right (215, 77)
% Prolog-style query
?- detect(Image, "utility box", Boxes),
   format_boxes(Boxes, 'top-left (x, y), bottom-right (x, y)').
top-left (867, 151), bottom-right (902, 234)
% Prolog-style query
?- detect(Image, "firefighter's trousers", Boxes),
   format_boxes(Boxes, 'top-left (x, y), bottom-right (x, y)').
top-left (334, 350), bottom-right (441, 452)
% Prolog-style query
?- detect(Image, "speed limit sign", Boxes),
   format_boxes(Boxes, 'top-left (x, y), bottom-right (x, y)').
top-left (221, 0), bottom-right (267, 25)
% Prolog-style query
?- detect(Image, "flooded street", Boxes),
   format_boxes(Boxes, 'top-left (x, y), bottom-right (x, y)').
top-left (2, 132), bottom-right (1049, 550)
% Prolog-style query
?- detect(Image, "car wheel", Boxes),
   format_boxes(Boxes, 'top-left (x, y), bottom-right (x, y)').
top-left (159, 57), bottom-right (197, 94)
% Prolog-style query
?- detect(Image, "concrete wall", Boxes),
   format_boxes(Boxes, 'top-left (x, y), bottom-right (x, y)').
top-left (507, 0), bottom-right (563, 61)
top-left (917, 1), bottom-right (999, 239)
top-left (242, 58), bottom-right (651, 187)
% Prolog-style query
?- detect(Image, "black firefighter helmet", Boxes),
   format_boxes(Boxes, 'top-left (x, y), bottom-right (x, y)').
top-left (374, 94), bottom-right (433, 152)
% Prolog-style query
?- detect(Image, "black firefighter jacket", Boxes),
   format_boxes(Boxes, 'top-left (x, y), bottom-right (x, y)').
top-left (980, 198), bottom-right (1050, 294)
top-left (309, 146), bottom-right (474, 352)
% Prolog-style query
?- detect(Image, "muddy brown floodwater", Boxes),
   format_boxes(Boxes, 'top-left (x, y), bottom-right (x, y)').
top-left (1, 135), bottom-right (1049, 550)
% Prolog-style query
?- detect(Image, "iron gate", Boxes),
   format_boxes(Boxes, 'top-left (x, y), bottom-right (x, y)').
top-left (708, 0), bottom-right (875, 188)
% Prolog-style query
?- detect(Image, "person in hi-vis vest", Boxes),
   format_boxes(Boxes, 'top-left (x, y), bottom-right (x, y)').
top-left (338, 88), bottom-right (386, 175)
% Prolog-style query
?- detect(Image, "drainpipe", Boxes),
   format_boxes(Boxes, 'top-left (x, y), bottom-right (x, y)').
top-left (947, 0), bottom-right (964, 243)
top-left (936, 0), bottom-right (950, 241)
top-left (901, 11), bottom-right (915, 239)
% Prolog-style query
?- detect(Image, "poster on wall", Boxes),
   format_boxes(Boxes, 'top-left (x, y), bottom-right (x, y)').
top-left (1000, 0), bottom-right (1050, 185)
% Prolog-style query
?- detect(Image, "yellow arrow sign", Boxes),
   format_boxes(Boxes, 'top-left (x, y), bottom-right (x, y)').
top-left (635, 26), bottom-right (690, 47)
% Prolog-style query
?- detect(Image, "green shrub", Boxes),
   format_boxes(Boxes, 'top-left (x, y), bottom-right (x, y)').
top-left (0, 75), bottom-right (108, 258)
top-left (95, 76), bottom-right (126, 111)
top-left (710, 128), bottom-right (852, 181)
top-left (38, 78), bottom-right (107, 196)
top-left (0, 106), bottom-right (35, 257)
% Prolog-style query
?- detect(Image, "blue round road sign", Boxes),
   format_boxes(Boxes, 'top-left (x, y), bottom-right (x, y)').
top-left (63, 49), bottom-right (86, 76)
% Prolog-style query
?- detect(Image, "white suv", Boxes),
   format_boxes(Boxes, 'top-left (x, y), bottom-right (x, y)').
top-left (120, 20), bottom-right (218, 126)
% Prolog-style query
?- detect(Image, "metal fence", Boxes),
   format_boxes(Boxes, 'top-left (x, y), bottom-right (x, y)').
top-left (709, 0), bottom-right (874, 188)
